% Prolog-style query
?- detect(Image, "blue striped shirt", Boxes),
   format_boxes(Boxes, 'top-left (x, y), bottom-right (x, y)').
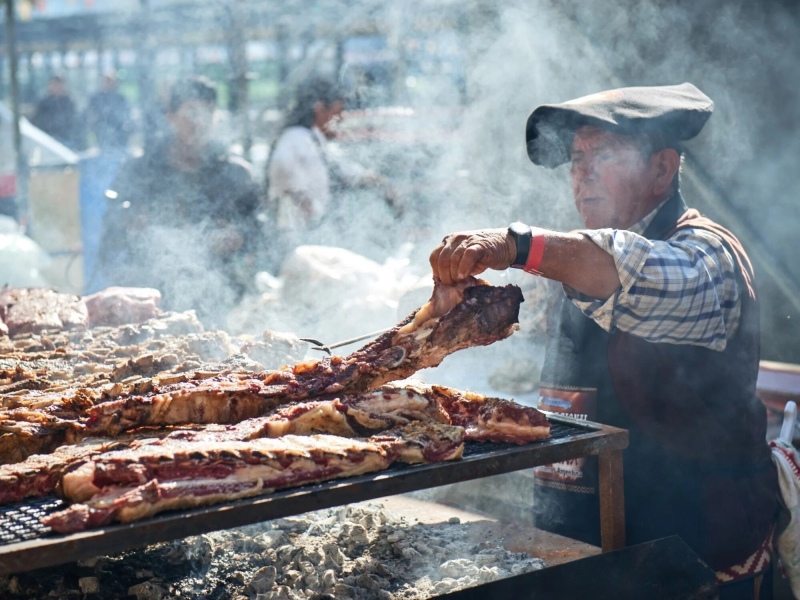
top-left (565, 203), bottom-right (741, 351)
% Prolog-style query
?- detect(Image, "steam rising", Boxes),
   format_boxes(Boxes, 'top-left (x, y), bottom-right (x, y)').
top-left (22, 0), bottom-right (798, 365)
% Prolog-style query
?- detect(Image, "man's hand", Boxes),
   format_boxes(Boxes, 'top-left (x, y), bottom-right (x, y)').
top-left (430, 228), bottom-right (516, 285)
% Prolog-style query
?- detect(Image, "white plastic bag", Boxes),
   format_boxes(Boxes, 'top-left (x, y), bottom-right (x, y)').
top-left (771, 401), bottom-right (800, 599)
top-left (0, 216), bottom-right (51, 287)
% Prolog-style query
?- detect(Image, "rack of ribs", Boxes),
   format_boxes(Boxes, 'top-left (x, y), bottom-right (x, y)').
top-left (75, 282), bottom-right (523, 437)
top-left (42, 422), bottom-right (465, 533)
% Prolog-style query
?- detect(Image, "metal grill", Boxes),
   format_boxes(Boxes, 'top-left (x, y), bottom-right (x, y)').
top-left (0, 496), bottom-right (66, 545)
top-left (0, 415), bottom-right (627, 576)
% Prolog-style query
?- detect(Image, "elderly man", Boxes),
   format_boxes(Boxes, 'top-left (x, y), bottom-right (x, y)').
top-left (430, 83), bottom-right (777, 598)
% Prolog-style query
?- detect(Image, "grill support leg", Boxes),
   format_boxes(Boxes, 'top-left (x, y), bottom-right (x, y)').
top-left (598, 449), bottom-right (625, 552)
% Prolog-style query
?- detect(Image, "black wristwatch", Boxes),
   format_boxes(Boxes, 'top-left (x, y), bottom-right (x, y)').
top-left (508, 222), bottom-right (532, 267)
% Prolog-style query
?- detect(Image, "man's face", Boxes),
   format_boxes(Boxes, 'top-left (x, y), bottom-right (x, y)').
top-left (315, 100), bottom-right (345, 139)
top-left (169, 100), bottom-right (215, 149)
top-left (48, 78), bottom-right (66, 97)
top-left (569, 126), bottom-right (657, 230)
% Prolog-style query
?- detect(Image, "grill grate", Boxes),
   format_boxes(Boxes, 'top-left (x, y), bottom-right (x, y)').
top-left (0, 496), bottom-right (66, 545)
top-left (0, 418), bottom-right (593, 548)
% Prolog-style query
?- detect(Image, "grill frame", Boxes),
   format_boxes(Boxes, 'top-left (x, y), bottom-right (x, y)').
top-left (0, 413), bottom-right (627, 576)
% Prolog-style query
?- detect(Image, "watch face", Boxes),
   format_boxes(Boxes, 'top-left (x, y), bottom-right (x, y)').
top-left (509, 221), bottom-right (528, 236)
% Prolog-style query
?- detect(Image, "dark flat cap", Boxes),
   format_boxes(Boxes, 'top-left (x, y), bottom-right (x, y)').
top-left (525, 82), bottom-right (713, 168)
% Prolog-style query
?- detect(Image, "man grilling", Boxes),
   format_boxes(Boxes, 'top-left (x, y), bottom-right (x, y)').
top-left (429, 83), bottom-right (777, 599)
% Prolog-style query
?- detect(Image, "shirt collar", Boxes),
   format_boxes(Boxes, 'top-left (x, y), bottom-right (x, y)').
top-left (629, 197), bottom-right (670, 235)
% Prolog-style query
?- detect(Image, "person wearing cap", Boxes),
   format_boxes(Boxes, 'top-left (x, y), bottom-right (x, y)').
top-left (93, 76), bottom-right (261, 328)
top-left (429, 83), bottom-right (777, 598)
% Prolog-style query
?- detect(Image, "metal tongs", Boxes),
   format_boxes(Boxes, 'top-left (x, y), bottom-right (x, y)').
top-left (300, 327), bottom-right (392, 356)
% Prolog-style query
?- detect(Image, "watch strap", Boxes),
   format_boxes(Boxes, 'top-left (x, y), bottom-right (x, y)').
top-left (509, 222), bottom-right (532, 267)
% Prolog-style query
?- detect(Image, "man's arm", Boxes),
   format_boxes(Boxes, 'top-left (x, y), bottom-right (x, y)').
top-left (569, 227), bottom-right (740, 350)
top-left (430, 225), bottom-right (740, 350)
top-left (430, 227), bottom-right (620, 298)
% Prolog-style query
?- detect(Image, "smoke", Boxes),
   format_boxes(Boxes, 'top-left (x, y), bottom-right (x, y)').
top-left (21, 0), bottom-right (796, 358)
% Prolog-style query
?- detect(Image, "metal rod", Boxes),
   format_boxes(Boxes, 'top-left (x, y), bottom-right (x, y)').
top-left (4, 0), bottom-right (28, 226)
top-left (306, 327), bottom-right (393, 354)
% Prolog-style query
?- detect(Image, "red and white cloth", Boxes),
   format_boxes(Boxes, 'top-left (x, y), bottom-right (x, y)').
top-left (770, 436), bottom-right (800, 598)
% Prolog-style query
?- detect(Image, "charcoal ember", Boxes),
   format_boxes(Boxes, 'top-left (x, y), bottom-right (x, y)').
top-left (510, 557), bottom-right (546, 575)
top-left (78, 576), bottom-right (99, 594)
top-left (321, 569), bottom-right (337, 590)
top-left (2, 499), bottom-right (547, 599)
top-left (431, 577), bottom-right (461, 595)
top-left (264, 585), bottom-right (293, 600)
top-left (354, 573), bottom-right (387, 592)
top-left (247, 565), bottom-right (277, 594)
top-left (127, 581), bottom-right (166, 600)
top-left (385, 531), bottom-right (405, 544)
top-left (252, 530), bottom-right (285, 551)
top-left (440, 558), bottom-right (478, 579)
top-left (332, 583), bottom-right (356, 598)
top-left (322, 544), bottom-right (346, 571)
top-left (477, 566), bottom-right (504, 583)
top-left (276, 544), bottom-right (302, 567)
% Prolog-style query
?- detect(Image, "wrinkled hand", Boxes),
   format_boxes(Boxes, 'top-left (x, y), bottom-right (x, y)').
top-left (429, 228), bottom-right (516, 285)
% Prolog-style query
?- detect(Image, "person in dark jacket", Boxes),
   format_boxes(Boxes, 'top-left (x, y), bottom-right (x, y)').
top-left (428, 83), bottom-right (777, 599)
top-left (31, 75), bottom-right (79, 149)
top-left (84, 70), bottom-right (133, 152)
top-left (94, 76), bottom-right (260, 328)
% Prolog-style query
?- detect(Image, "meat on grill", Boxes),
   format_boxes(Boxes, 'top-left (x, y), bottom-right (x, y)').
top-left (156, 383), bottom-right (449, 443)
top-left (0, 383), bottom-right (550, 507)
top-left (0, 416), bottom-right (84, 465)
top-left (243, 281), bottom-right (523, 398)
top-left (0, 438), bottom-right (127, 504)
top-left (0, 288), bottom-right (88, 338)
top-left (83, 373), bottom-right (289, 437)
top-left (430, 385), bottom-right (551, 443)
top-left (83, 287), bottom-right (162, 328)
top-left (43, 422), bottom-right (465, 533)
top-left (76, 283), bottom-right (522, 437)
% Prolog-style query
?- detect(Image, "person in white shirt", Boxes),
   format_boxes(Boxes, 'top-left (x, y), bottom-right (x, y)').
top-left (265, 76), bottom-right (400, 265)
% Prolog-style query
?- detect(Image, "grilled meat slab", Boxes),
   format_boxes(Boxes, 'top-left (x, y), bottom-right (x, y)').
top-left (0, 438), bottom-right (126, 504)
top-left (75, 283), bottom-right (521, 437)
top-left (430, 384), bottom-right (551, 443)
top-left (0, 288), bottom-right (88, 338)
top-left (263, 282), bottom-right (524, 399)
top-left (43, 423), bottom-right (465, 533)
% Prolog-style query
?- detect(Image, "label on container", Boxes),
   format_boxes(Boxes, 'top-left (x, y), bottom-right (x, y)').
top-left (534, 386), bottom-right (597, 494)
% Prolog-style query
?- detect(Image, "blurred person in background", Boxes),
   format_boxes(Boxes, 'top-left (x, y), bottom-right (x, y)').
top-left (428, 83), bottom-right (777, 599)
top-left (264, 75), bottom-right (402, 270)
top-left (93, 76), bottom-right (261, 328)
top-left (84, 70), bottom-right (133, 153)
top-left (31, 74), bottom-right (79, 149)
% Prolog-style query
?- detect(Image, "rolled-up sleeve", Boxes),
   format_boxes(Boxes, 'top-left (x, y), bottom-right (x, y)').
top-left (565, 228), bottom-right (741, 351)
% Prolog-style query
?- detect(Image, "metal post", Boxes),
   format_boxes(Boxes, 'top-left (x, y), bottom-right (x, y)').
top-left (224, 0), bottom-right (250, 160)
top-left (136, 0), bottom-right (157, 155)
top-left (4, 0), bottom-right (29, 227)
